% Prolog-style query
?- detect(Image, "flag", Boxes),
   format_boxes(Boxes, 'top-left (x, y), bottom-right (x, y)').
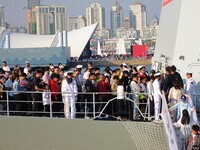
top-left (163, 0), bottom-right (173, 7)
top-left (161, 94), bottom-right (178, 150)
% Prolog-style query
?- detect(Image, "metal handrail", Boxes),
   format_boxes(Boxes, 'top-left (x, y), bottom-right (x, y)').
top-left (0, 90), bottom-right (152, 120)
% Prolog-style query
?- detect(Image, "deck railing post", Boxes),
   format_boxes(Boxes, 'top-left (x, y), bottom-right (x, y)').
top-left (6, 91), bottom-right (9, 116)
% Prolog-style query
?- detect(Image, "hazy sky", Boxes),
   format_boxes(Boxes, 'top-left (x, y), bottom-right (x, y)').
top-left (0, 0), bottom-right (162, 28)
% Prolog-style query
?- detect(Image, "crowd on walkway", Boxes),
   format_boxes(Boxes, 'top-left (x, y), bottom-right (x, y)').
top-left (0, 60), bottom-right (200, 149)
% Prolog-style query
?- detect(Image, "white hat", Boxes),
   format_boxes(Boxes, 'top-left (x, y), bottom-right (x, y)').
top-left (186, 71), bottom-right (192, 74)
top-left (122, 63), bottom-right (129, 68)
top-left (76, 65), bottom-right (83, 69)
top-left (25, 61), bottom-right (30, 64)
top-left (64, 71), bottom-right (74, 77)
top-left (64, 72), bottom-right (68, 77)
top-left (137, 65), bottom-right (145, 71)
top-left (154, 72), bottom-right (162, 77)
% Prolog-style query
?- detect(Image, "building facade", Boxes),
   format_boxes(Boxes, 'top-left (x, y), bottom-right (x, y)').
top-left (27, 0), bottom-right (42, 34)
top-left (0, 6), bottom-right (5, 27)
top-left (86, 3), bottom-right (105, 30)
top-left (35, 5), bottom-right (67, 35)
top-left (110, 1), bottom-right (124, 37)
top-left (129, 2), bottom-right (147, 37)
top-left (68, 15), bottom-right (86, 31)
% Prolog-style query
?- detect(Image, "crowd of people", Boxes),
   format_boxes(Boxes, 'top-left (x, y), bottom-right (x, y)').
top-left (0, 60), bottom-right (200, 148)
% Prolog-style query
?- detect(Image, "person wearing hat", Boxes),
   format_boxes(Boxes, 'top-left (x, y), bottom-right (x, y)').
top-left (153, 71), bottom-right (162, 121)
top-left (169, 95), bottom-right (194, 121)
top-left (186, 71), bottom-right (196, 97)
top-left (137, 65), bottom-right (147, 78)
top-left (76, 65), bottom-right (83, 85)
top-left (24, 61), bottom-right (31, 75)
top-left (61, 71), bottom-right (77, 119)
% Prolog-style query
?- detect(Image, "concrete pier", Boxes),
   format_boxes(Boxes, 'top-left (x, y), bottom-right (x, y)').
top-left (69, 59), bottom-right (152, 67)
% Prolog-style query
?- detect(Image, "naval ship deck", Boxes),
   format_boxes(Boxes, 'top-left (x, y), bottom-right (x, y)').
top-left (0, 116), bottom-right (169, 150)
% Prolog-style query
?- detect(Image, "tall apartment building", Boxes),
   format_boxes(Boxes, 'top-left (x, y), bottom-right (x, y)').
top-left (110, 1), bottom-right (124, 37)
top-left (27, 0), bottom-right (42, 34)
top-left (129, 2), bottom-right (147, 37)
top-left (68, 15), bottom-right (86, 31)
top-left (35, 5), bottom-right (67, 35)
top-left (0, 6), bottom-right (5, 27)
top-left (86, 3), bottom-right (105, 30)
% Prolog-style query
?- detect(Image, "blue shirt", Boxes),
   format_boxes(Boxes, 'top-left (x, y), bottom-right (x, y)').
top-left (5, 79), bottom-right (14, 97)
top-left (13, 80), bottom-right (20, 95)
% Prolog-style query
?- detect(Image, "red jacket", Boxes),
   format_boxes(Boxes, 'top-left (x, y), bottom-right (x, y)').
top-left (49, 79), bottom-right (58, 100)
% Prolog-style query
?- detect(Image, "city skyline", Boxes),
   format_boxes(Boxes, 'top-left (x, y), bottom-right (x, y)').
top-left (0, 0), bottom-right (162, 28)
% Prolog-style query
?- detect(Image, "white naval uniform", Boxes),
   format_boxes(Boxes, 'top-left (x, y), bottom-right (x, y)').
top-left (153, 79), bottom-right (162, 120)
top-left (62, 79), bottom-right (78, 119)
top-left (186, 77), bottom-right (196, 96)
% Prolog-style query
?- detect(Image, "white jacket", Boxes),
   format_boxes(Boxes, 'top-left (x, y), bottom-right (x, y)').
top-left (61, 79), bottom-right (78, 99)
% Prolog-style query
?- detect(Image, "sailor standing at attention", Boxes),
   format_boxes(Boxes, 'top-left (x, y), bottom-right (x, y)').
top-left (185, 71), bottom-right (196, 97)
top-left (153, 72), bottom-right (162, 121)
top-left (62, 71), bottom-right (78, 119)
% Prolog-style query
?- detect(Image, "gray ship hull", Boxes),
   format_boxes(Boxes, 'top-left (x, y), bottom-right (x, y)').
top-left (0, 116), bottom-right (169, 150)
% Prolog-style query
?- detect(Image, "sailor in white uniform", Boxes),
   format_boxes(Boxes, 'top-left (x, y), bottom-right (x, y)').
top-left (76, 65), bottom-right (84, 85)
top-left (62, 71), bottom-right (78, 119)
top-left (153, 72), bottom-right (162, 121)
top-left (186, 71), bottom-right (196, 96)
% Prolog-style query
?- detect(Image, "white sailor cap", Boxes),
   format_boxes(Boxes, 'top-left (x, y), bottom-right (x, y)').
top-left (186, 71), bottom-right (192, 74)
top-left (122, 63), bottom-right (129, 68)
top-left (76, 65), bottom-right (83, 69)
top-left (25, 61), bottom-right (30, 64)
top-left (64, 71), bottom-right (74, 77)
top-left (137, 65), bottom-right (145, 71)
top-left (154, 72), bottom-right (162, 77)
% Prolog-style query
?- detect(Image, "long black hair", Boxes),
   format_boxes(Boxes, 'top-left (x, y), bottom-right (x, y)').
top-left (181, 109), bottom-right (190, 125)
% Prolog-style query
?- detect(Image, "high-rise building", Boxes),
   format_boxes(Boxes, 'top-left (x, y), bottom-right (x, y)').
top-left (151, 15), bottom-right (159, 26)
top-left (35, 5), bottom-right (67, 35)
top-left (0, 6), bottom-right (5, 27)
top-left (27, 0), bottom-right (42, 34)
top-left (27, 0), bottom-right (42, 10)
top-left (68, 15), bottom-right (86, 31)
top-left (129, 2), bottom-right (147, 37)
top-left (110, 1), bottom-right (124, 37)
top-left (35, 6), bottom-right (50, 35)
top-left (124, 17), bottom-right (130, 30)
top-left (86, 3), bottom-right (105, 30)
top-left (51, 6), bottom-right (67, 34)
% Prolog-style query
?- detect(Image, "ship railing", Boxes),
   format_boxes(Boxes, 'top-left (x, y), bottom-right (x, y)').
top-left (0, 91), bottom-right (152, 121)
top-left (190, 94), bottom-right (200, 112)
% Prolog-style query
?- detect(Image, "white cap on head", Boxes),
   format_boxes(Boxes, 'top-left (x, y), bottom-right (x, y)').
top-left (64, 72), bottom-right (68, 77)
top-left (64, 71), bottom-right (73, 77)
top-left (137, 65), bottom-right (145, 71)
top-left (154, 72), bottom-right (162, 77)
top-left (25, 61), bottom-right (30, 64)
top-left (122, 63), bottom-right (129, 68)
top-left (186, 71), bottom-right (192, 74)
top-left (76, 65), bottom-right (83, 69)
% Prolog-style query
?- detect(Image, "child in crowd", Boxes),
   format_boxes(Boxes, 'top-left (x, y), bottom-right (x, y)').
top-left (42, 84), bottom-right (51, 117)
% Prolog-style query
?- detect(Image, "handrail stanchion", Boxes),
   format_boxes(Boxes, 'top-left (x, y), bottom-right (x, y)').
top-left (6, 91), bottom-right (9, 116)
top-left (148, 96), bottom-right (151, 121)
top-left (50, 92), bottom-right (53, 118)
top-left (93, 93), bottom-right (96, 119)
top-left (84, 97), bottom-right (87, 118)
